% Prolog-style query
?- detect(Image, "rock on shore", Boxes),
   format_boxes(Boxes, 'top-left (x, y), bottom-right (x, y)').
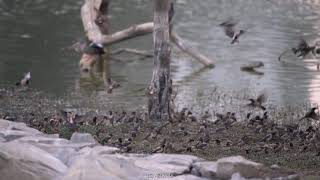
top-left (0, 119), bottom-right (299, 180)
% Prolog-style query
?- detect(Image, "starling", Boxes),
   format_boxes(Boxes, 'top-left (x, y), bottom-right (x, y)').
top-left (16, 72), bottom-right (31, 86)
top-left (220, 18), bottom-right (245, 44)
top-left (300, 107), bottom-right (320, 121)
top-left (278, 38), bottom-right (315, 61)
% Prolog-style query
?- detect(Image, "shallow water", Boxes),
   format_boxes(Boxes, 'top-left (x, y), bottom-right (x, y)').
top-left (1, 0), bottom-right (320, 110)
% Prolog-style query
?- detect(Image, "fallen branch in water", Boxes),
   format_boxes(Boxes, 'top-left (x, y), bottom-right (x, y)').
top-left (97, 23), bottom-right (215, 67)
top-left (170, 32), bottom-right (215, 68)
top-left (111, 48), bottom-right (153, 58)
top-left (81, 0), bottom-right (214, 67)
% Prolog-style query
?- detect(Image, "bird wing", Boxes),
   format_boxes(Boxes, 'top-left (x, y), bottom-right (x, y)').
top-left (219, 19), bottom-right (237, 38)
top-left (224, 26), bottom-right (235, 38)
top-left (107, 78), bottom-right (112, 85)
top-left (297, 38), bottom-right (309, 50)
top-left (257, 93), bottom-right (267, 104)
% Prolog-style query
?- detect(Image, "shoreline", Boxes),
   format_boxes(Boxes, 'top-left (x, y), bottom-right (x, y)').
top-left (0, 87), bottom-right (319, 177)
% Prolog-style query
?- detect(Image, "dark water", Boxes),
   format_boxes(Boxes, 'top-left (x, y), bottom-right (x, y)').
top-left (1, 0), bottom-right (320, 111)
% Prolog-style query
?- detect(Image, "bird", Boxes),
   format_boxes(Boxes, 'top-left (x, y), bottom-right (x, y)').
top-left (107, 78), bottom-right (120, 94)
top-left (219, 18), bottom-right (245, 44)
top-left (247, 93), bottom-right (267, 110)
top-left (85, 42), bottom-right (105, 55)
top-left (278, 38), bottom-right (316, 61)
top-left (16, 72), bottom-right (31, 86)
top-left (300, 107), bottom-right (320, 121)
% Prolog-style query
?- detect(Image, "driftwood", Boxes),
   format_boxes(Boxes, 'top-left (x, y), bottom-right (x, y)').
top-left (90, 22), bottom-right (214, 67)
top-left (81, 0), bottom-right (110, 43)
top-left (170, 32), bottom-right (214, 67)
top-left (81, 2), bottom-right (214, 67)
top-left (111, 48), bottom-right (153, 58)
top-left (81, 0), bottom-right (215, 70)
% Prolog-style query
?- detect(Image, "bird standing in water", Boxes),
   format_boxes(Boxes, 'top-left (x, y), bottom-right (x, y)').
top-left (16, 72), bottom-right (31, 86)
top-left (219, 18), bottom-right (245, 44)
top-left (247, 93), bottom-right (267, 110)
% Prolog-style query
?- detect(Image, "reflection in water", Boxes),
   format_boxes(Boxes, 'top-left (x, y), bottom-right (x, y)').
top-left (1, 0), bottom-right (320, 109)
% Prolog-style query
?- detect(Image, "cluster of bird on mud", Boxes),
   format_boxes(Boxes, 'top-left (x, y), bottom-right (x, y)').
top-left (24, 98), bottom-right (319, 156)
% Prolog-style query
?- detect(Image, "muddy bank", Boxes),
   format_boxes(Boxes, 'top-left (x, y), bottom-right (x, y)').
top-left (0, 87), bottom-right (319, 177)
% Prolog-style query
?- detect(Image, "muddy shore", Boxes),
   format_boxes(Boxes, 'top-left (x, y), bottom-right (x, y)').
top-left (0, 87), bottom-right (319, 177)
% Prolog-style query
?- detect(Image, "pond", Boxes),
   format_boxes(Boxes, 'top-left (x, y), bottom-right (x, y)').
top-left (1, 0), bottom-right (320, 112)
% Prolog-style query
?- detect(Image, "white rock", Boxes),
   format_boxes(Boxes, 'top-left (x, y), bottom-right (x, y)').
top-left (192, 161), bottom-right (218, 178)
top-left (62, 153), bottom-right (144, 180)
top-left (0, 119), bottom-right (42, 134)
top-left (66, 146), bottom-right (120, 166)
top-left (216, 156), bottom-right (263, 179)
top-left (134, 154), bottom-right (199, 175)
top-left (70, 132), bottom-right (98, 144)
top-left (0, 142), bottom-right (67, 180)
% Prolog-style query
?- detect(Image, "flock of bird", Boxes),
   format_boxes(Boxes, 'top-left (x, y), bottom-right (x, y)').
top-left (218, 17), bottom-right (320, 121)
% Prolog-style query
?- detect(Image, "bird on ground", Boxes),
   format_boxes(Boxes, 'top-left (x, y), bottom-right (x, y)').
top-left (107, 78), bottom-right (120, 94)
top-left (219, 18), bottom-right (245, 44)
top-left (16, 72), bottom-right (31, 86)
top-left (247, 93), bottom-right (267, 110)
top-left (300, 107), bottom-right (320, 121)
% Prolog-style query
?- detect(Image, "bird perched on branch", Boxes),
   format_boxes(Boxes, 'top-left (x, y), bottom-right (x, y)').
top-left (247, 93), bottom-right (267, 110)
top-left (219, 18), bottom-right (245, 44)
top-left (16, 72), bottom-right (31, 86)
top-left (85, 42), bottom-right (105, 55)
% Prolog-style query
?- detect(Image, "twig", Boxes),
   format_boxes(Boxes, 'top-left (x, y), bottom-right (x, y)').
top-left (111, 48), bottom-right (153, 58)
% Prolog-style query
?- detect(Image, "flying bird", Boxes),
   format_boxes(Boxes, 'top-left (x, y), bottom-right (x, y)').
top-left (16, 72), bottom-right (31, 86)
top-left (219, 18), bottom-right (245, 44)
top-left (247, 93), bottom-right (267, 110)
top-left (278, 38), bottom-right (316, 61)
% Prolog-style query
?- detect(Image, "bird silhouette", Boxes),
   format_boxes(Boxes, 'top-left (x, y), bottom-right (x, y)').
top-left (220, 18), bottom-right (245, 44)
top-left (278, 38), bottom-right (316, 61)
top-left (300, 107), bottom-right (320, 121)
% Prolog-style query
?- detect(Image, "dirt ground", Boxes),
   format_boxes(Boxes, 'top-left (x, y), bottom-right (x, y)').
top-left (0, 87), bottom-right (320, 177)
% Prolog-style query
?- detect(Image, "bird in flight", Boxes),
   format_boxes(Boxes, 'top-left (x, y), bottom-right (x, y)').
top-left (278, 38), bottom-right (317, 61)
top-left (16, 72), bottom-right (31, 86)
top-left (219, 18), bottom-right (245, 44)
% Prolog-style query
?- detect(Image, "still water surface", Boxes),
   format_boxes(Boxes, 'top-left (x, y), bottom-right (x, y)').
top-left (1, 0), bottom-right (320, 110)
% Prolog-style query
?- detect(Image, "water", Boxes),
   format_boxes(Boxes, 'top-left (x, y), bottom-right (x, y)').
top-left (1, 0), bottom-right (320, 111)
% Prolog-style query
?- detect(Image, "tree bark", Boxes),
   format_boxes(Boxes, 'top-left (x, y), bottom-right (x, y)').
top-left (81, 0), bottom-right (110, 43)
top-left (148, 0), bottom-right (172, 121)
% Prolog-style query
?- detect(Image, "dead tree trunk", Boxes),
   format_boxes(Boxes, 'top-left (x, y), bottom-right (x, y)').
top-left (148, 0), bottom-right (172, 121)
